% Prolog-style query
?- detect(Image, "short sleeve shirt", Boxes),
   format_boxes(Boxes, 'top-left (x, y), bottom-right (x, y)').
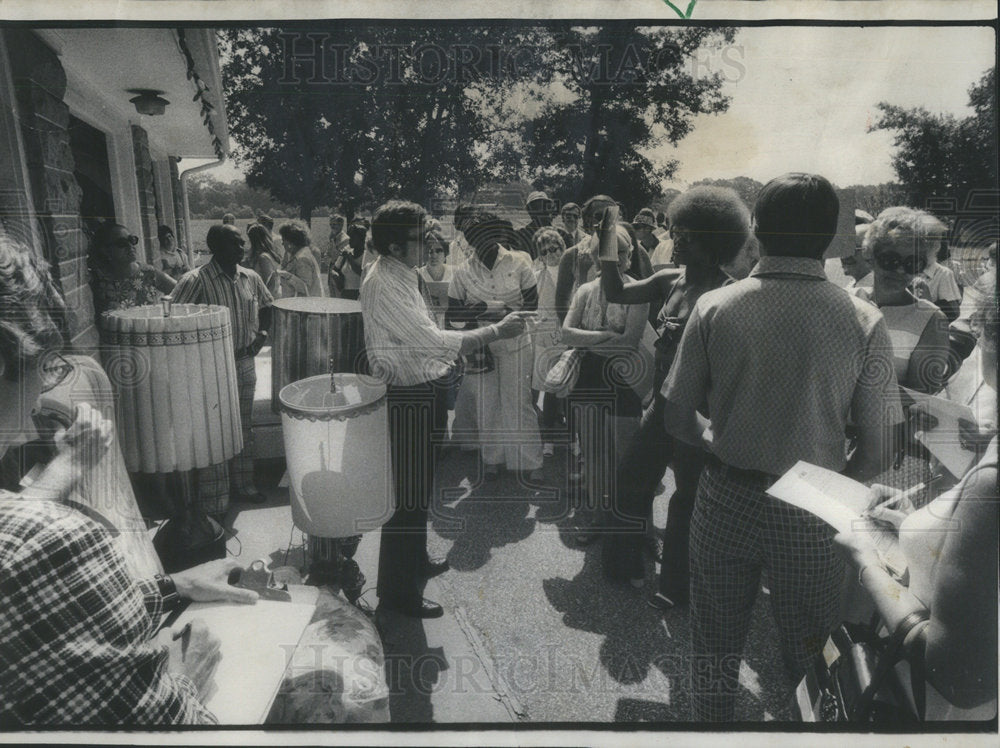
top-left (449, 246), bottom-right (537, 352)
top-left (170, 259), bottom-right (273, 352)
top-left (662, 256), bottom-right (903, 476)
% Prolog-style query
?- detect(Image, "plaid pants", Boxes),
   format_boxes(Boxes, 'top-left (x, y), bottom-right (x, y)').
top-left (193, 354), bottom-right (257, 515)
top-left (689, 460), bottom-right (843, 722)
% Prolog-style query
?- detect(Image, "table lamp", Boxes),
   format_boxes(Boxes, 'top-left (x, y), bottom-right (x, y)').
top-left (101, 303), bottom-right (243, 569)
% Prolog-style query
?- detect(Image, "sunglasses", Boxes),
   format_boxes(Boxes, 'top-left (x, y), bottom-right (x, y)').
top-left (109, 235), bottom-right (139, 249)
top-left (39, 352), bottom-right (74, 393)
top-left (873, 251), bottom-right (924, 275)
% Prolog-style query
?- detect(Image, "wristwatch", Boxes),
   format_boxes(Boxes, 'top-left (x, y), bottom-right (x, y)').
top-left (154, 573), bottom-right (182, 612)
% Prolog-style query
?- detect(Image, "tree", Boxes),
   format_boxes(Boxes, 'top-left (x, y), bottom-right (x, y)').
top-left (221, 26), bottom-right (512, 220)
top-left (185, 173), bottom-right (294, 219)
top-left (872, 66), bottom-right (997, 224)
top-left (844, 182), bottom-right (908, 218)
top-left (477, 25), bottom-right (736, 215)
top-left (219, 24), bottom-right (735, 220)
top-left (689, 176), bottom-right (764, 210)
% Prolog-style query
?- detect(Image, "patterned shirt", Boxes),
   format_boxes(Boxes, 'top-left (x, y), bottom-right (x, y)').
top-left (90, 264), bottom-right (164, 318)
top-left (0, 498), bottom-right (215, 725)
top-left (360, 254), bottom-right (463, 386)
top-left (171, 259), bottom-right (273, 352)
top-left (662, 255), bottom-right (903, 476)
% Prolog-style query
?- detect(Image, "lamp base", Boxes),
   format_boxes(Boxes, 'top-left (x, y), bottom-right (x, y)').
top-left (306, 535), bottom-right (365, 604)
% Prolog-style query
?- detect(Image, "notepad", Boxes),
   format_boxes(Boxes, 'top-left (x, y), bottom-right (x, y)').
top-left (172, 599), bottom-right (315, 724)
top-left (766, 461), bottom-right (906, 577)
top-left (900, 386), bottom-right (978, 478)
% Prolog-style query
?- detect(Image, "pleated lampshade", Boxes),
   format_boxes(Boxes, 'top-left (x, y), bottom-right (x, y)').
top-left (100, 304), bottom-right (243, 473)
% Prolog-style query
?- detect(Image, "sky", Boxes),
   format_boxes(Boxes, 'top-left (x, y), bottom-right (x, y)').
top-left (660, 25), bottom-right (996, 188)
top-left (201, 24), bottom-right (996, 191)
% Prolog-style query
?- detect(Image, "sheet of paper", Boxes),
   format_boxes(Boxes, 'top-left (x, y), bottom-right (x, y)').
top-left (767, 461), bottom-right (907, 574)
top-left (766, 460), bottom-right (871, 534)
top-left (172, 599), bottom-right (315, 724)
top-left (900, 386), bottom-right (978, 478)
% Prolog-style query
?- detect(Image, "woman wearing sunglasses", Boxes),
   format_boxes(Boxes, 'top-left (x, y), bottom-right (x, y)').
top-left (88, 222), bottom-right (175, 320)
top-left (856, 207), bottom-right (950, 394)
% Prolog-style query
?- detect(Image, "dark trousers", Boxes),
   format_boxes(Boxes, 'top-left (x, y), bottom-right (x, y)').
top-left (602, 392), bottom-right (705, 597)
top-left (376, 376), bottom-right (449, 605)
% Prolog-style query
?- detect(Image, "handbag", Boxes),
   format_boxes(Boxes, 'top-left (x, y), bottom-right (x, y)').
top-left (542, 347), bottom-right (583, 397)
top-left (795, 611), bottom-right (928, 725)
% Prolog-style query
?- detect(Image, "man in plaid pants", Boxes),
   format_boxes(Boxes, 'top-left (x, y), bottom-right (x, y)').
top-left (172, 224), bottom-right (273, 517)
top-left (661, 173), bottom-right (903, 721)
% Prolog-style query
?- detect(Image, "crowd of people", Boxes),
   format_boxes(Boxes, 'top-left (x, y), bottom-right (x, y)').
top-left (0, 169), bottom-right (996, 725)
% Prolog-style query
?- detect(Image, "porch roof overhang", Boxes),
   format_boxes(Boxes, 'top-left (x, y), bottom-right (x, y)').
top-left (36, 27), bottom-right (229, 160)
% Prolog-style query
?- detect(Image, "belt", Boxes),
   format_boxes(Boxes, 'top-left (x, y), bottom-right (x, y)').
top-left (705, 452), bottom-right (779, 486)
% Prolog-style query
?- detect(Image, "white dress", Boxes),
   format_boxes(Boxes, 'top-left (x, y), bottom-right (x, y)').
top-left (531, 264), bottom-right (565, 390)
top-left (449, 247), bottom-right (543, 470)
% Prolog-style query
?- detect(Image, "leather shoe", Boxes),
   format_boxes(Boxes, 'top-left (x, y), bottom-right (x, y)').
top-left (379, 596), bottom-right (444, 619)
top-left (420, 556), bottom-right (450, 578)
top-left (231, 489), bottom-right (267, 504)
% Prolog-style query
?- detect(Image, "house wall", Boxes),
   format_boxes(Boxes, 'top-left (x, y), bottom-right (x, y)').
top-left (3, 29), bottom-right (95, 351)
top-left (131, 124), bottom-right (159, 260)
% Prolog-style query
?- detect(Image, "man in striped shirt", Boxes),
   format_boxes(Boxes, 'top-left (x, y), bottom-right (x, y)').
top-left (361, 200), bottom-right (534, 619)
top-left (172, 224), bottom-right (273, 515)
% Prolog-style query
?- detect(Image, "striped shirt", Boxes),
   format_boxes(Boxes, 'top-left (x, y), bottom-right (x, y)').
top-left (171, 259), bottom-right (273, 353)
top-left (360, 254), bottom-right (463, 386)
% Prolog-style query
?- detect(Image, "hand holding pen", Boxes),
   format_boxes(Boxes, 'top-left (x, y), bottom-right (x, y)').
top-left (863, 481), bottom-right (925, 530)
top-left (156, 618), bottom-right (222, 701)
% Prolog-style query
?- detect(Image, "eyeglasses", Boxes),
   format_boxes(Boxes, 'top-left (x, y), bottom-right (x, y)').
top-left (873, 251), bottom-right (924, 275)
top-left (38, 352), bottom-right (74, 393)
top-left (109, 235), bottom-right (139, 249)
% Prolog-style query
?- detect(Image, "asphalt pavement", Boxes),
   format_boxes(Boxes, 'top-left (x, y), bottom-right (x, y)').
top-left (232, 437), bottom-right (798, 725)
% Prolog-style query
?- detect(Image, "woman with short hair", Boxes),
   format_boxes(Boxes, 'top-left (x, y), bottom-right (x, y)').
top-left (157, 225), bottom-right (189, 280)
top-left (598, 186), bottom-right (752, 601)
top-left (88, 222), bottom-right (175, 320)
top-left (858, 207), bottom-right (950, 394)
top-left (277, 220), bottom-right (325, 297)
top-left (562, 224), bottom-right (649, 543)
top-left (834, 274), bottom-right (997, 720)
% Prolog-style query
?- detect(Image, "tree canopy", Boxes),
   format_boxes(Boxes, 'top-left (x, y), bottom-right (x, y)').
top-left (872, 66), bottom-right (997, 243)
top-left (219, 24), bottom-right (735, 220)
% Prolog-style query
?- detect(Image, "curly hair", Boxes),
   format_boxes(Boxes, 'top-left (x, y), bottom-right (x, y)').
top-left (277, 220), bottom-right (311, 249)
top-left (0, 233), bottom-right (65, 380)
top-left (863, 206), bottom-right (941, 263)
top-left (371, 201), bottom-right (425, 255)
top-left (581, 195), bottom-right (618, 232)
top-left (533, 226), bottom-right (566, 256)
top-left (669, 186), bottom-right (751, 265)
top-left (752, 173), bottom-right (838, 259)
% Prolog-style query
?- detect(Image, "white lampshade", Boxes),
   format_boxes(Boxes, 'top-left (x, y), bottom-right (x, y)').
top-left (101, 304), bottom-right (243, 473)
top-left (279, 373), bottom-right (394, 538)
